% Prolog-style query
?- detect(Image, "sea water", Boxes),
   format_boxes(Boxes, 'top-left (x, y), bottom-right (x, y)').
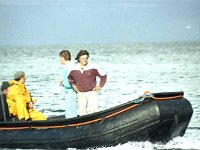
top-left (0, 41), bottom-right (200, 150)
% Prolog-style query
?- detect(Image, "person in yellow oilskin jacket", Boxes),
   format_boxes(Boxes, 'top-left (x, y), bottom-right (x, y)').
top-left (7, 71), bottom-right (46, 121)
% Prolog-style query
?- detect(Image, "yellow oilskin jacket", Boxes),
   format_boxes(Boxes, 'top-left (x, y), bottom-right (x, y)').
top-left (7, 80), bottom-right (46, 121)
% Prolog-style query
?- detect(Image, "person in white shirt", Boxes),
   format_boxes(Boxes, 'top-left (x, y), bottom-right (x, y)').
top-left (59, 50), bottom-right (77, 118)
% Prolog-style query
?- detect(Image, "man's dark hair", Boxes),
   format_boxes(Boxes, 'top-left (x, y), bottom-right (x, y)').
top-left (59, 50), bottom-right (71, 61)
top-left (75, 50), bottom-right (89, 62)
top-left (15, 78), bottom-right (21, 81)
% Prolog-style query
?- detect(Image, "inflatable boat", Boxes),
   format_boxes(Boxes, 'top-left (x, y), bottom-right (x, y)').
top-left (0, 91), bottom-right (193, 149)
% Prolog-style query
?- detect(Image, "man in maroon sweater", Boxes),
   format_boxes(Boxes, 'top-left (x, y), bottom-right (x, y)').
top-left (68, 50), bottom-right (107, 116)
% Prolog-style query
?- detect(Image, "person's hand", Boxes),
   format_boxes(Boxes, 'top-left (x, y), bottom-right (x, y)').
top-left (31, 98), bottom-right (37, 104)
top-left (72, 85), bottom-right (80, 93)
top-left (59, 80), bottom-right (64, 86)
top-left (93, 85), bottom-right (101, 92)
top-left (27, 102), bottom-right (33, 109)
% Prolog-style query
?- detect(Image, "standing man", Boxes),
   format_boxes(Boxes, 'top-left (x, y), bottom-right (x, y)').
top-left (59, 50), bottom-right (77, 118)
top-left (68, 50), bottom-right (107, 116)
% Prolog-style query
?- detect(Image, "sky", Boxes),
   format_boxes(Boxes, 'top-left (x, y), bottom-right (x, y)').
top-left (0, 0), bottom-right (200, 46)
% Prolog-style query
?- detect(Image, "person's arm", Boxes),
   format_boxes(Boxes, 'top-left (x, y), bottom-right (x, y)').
top-left (93, 67), bottom-right (107, 91)
top-left (62, 69), bottom-right (72, 88)
top-left (10, 86), bottom-right (31, 109)
top-left (98, 67), bottom-right (107, 88)
top-left (68, 71), bottom-right (79, 93)
top-left (24, 88), bottom-right (34, 109)
top-left (99, 74), bottom-right (107, 87)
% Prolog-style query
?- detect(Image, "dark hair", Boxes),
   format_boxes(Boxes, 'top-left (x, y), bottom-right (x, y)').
top-left (59, 50), bottom-right (71, 61)
top-left (15, 78), bottom-right (21, 81)
top-left (75, 50), bottom-right (89, 62)
top-left (1, 81), bottom-right (10, 91)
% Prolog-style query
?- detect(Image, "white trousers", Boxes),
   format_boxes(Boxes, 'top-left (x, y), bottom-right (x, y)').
top-left (77, 91), bottom-right (98, 116)
top-left (64, 90), bottom-right (77, 118)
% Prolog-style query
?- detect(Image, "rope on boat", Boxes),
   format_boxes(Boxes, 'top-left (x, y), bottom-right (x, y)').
top-left (141, 91), bottom-right (183, 100)
top-left (68, 118), bottom-right (103, 127)
top-left (105, 104), bottom-right (138, 119)
top-left (0, 126), bottom-right (30, 130)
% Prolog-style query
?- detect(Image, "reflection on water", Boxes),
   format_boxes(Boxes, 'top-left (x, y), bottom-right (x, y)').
top-left (0, 41), bottom-right (200, 149)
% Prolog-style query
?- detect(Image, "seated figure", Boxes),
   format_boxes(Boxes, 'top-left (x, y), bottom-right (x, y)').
top-left (2, 71), bottom-right (46, 121)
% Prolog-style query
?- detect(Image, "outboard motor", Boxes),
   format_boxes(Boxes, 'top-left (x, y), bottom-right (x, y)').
top-left (0, 93), bottom-right (10, 122)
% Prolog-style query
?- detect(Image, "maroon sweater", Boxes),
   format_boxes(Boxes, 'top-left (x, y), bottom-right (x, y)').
top-left (68, 64), bottom-right (107, 92)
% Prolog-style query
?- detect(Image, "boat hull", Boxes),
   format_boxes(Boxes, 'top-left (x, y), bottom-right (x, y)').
top-left (0, 92), bottom-right (193, 149)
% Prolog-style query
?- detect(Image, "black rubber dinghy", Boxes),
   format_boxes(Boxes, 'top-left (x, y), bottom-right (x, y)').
top-left (0, 91), bottom-right (193, 149)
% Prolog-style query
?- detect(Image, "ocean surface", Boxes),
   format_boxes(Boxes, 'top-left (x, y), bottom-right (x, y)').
top-left (0, 41), bottom-right (200, 150)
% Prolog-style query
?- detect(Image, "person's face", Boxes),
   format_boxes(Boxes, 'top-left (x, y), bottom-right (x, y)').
top-left (21, 76), bottom-right (26, 84)
top-left (59, 56), bottom-right (66, 65)
top-left (79, 55), bottom-right (88, 66)
top-left (3, 87), bottom-right (10, 95)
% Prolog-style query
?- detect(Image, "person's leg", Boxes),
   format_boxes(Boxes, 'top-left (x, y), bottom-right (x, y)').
top-left (13, 99), bottom-right (29, 120)
top-left (29, 109), bottom-right (46, 121)
top-left (65, 90), bottom-right (77, 118)
top-left (86, 91), bottom-right (98, 114)
top-left (77, 92), bottom-right (87, 116)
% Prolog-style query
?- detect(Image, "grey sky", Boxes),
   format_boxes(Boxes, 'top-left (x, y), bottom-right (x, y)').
top-left (0, 0), bottom-right (200, 46)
